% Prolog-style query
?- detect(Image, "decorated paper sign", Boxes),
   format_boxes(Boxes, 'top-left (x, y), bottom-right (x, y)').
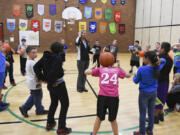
top-left (79, 0), bottom-right (87, 4)
top-left (84, 7), bottom-right (92, 19)
top-left (95, 8), bottom-right (102, 20)
top-left (111, 0), bottom-right (117, 5)
top-left (121, 0), bottom-right (126, 5)
top-left (7, 19), bottom-right (16, 31)
top-left (25, 4), bottom-right (33, 19)
top-left (13, 4), bottom-right (21, 16)
top-left (31, 20), bottom-right (40, 32)
top-left (105, 9), bottom-right (112, 20)
top-left (114, 11), bottom-right (121, 23)
top-left (79, 21), bottom-right (87, 32)
top-left (101, 0), bottom-right (107, 4)
top-left (49, 4), bottom-right (56, 16)
top-left (99, 22), bottom-right (107, 34)
top-left (109, 22), bottom-right (116, 34)
top-left (91, 0), bottom-right (96, 3)
top-left (43, 19), bottom-right (51, 32)
top-left (89, 22), bottom-right (97, 33)
top-left (19, 19), bottom-right (28, 31)
top-left (119, 24), bottom-right (125, 34)
top-left (38, 4), bottom-right (44, 16)
top-left (54, 20), bottom-right (63, 33)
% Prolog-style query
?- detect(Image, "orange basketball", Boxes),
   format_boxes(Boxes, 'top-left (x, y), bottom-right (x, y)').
top-left (168, 52), bottom-right (173, 60)
top-left (2, 43), bottom-right (11, 52)
top-left (139, 51), bottom-right (145, 57)
top-left (19, 49), bottom-right (25, 55)
top-left (99, 52), bottom-right (115, 67)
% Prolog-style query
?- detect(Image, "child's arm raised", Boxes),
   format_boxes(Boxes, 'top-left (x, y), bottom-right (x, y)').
top-left (75, 32), bottom-right (81, 46)
top-left (117, 60), bottom-right (131, 78)
top-left (84, 63), bottom-right (97, 75)
top-left (157, 58), bottom-right (166, 71)
top-left (84, 68), bottom-right (93, 75)
top-left (133, 68), bottom-right (141, 84)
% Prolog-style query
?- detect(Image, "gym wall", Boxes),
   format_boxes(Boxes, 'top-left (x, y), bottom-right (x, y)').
top-left (135, 0), bottom-right (180, 50)
top-left (0, 0), bottom-right (136, 52)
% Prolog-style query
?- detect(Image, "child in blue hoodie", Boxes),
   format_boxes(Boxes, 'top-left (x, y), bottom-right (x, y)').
top-left (133, 51), bottom-right (166, 135)
top-left (0, 45), bottom-right (10, 112)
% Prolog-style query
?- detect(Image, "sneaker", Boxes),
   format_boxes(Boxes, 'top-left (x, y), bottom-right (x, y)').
top-left (159, 113), bottom-right (164, 122)
top-left (146, 128), bottom-right (153, 135)
top-left (19, 107), bottom-right (29, 117)
top-left (129, 70), bottom-right (133, 74)
top-left (154, 116), bottom-right (159, 124)
top-left (11, 81), bottom-right (16, 86)
top-left (77, 90), bottom-right (83, 93)
top-left (0, 105), bottom-right (8, 112)
top-left (46, 121), bottom-right (56, 131)
top-left (133, 131), bottom-right (143, 135)
top-left (164, 108), bottom-right (174, 113)
top-left (36, 110), bottom-right (49, 115)
top-left (82, 89), bottom-right (88, 92)
top-left (3, 85), bottom-right (8, 89)
top-left (0, 102), bottom-right (10, 107)
top-left (57, 127), bottom-right (72, 135)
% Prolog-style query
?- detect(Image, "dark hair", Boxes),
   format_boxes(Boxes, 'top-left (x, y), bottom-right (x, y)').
top-left (26, 46), bottom-right (36, 54)
top-left (21, 39), bottom-right (26, 42)
top-left (135, 40), bottom-right (139, 44)
top-left (144, 51), bottom-right (159, 79)
top-left (161, 42), bottom-right (171, 54)
top-left (156, 42), bottom-right (160, 45)
top-left (50, 42), bottom-right (64, 54)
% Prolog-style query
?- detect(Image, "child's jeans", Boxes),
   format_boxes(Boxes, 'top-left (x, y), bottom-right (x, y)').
top-left (139, 90), bottom-right (157, 135)
top-left (22, 89), bottom-right (44, 114)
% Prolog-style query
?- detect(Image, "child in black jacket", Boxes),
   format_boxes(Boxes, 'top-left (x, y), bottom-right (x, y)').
top-left (33, 42), bottom-right (71, 135)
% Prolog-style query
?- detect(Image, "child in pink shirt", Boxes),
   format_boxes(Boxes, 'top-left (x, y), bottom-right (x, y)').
top-left (85, 61), bottom-right (130, 135)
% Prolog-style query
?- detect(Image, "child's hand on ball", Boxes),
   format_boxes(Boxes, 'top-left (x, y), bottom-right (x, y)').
top-left (92, 62), bottom-right (97, 69)
top-left (117, 60), bottom-right (120, 68)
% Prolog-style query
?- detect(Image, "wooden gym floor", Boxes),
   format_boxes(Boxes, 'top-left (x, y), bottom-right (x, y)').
top-left (0, 53), bottom-right (180, 135)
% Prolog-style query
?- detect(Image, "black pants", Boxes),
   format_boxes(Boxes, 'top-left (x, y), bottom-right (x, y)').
top-left (166, 92), bottom-right (180, 109)
top-left (5, 62), bottom-right (14, 83)
top-left (130, 60), bottom-right (140, 68)
top-left (47, 82), bottom-right (69, 129)
top-left (77, 60), bottom-right (89, 91)
top-left (61, 54), bottom-right (66, 62)
top-left (97, 95), bottom-right (119, 121)
top-left (20, 56), bottom-right (27, 75)
top-left (93, 55), bottom-right (100, 67)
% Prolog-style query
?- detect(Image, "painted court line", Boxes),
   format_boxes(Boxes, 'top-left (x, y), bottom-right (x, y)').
top-left (0, 114), bottom-right (97, 125)
top-left (3, 80), bottom-right (168, 134)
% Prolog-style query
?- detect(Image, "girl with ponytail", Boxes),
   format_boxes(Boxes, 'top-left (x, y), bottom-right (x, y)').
top-left (133, 51), bottom-right (166, 135)
top-left (154, 42), bottom-right (173, 124)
